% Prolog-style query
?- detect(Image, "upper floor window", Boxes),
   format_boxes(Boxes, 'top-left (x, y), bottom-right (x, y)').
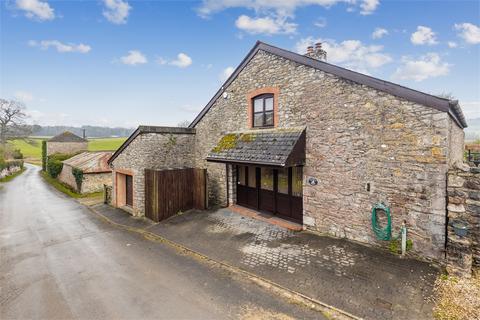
top-left (252, 94), bottom-right (274, 127)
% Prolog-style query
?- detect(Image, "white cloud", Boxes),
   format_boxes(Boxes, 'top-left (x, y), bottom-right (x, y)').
top-left (360, 0), bottom-right (379, 15)
top-left (235, 15), bottom-right (297, 35)
top-left (197, 0), bottom-right (378, 18)
top-left (170, 53), bottom-right (192, 68)
top-left (447, 41), bottom-right (458, 48)
top-left (220, 66), bottom-right (235, 82)
top-left (14, 91), bottom-right (34, 103)
top-left (411, 26), bottom-right (438, 45)
top-left (454, 22), bottom-right (480, 44)
top-left (103, 0), bottom-right (131, 24)
top-left (156, 53), bottom-right (193, 68)
top-left (15, 0), bottom-right (54, 21)
top-left (393, 53), bottom-right (450, 82)
top-left (314, 17), bottom-right (327, 28)
top-left (29, 40), bottom-right (91, 53)
top-left (197, 1), bottom-right (379, 35)
top-left (120, 50), bottom-right (147, 65)
top-left (295, 37), bottom-right (392, 74)
top-left (372, 27), bottom-right (388, 39)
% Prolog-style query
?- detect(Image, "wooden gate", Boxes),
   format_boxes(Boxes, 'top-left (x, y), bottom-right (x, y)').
top-left (145, 168), bottom-right (207, 222)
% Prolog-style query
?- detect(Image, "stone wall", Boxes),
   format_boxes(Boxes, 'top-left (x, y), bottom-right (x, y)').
top-left (58, 164), bottom-right (77, 190)
top-left (82, 172), bottom-right (112, 194)
top-left (111, 132), bottom-right (195, 216)
top-left (58, 164), bottom-right (112, 193)
top-left (193, 49), bottom-right (464, 260)
top-left (446, 165), bottom-right (480, 277)
top-left (47, 142), bottom-right (87, 156)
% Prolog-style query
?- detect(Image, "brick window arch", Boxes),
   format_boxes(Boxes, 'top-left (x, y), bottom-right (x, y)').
top-left (247, 87), bottom-right (279, 128)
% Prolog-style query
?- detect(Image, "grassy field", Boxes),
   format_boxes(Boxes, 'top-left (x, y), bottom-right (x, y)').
top-left (87, 138), bottom-right (126, 151)
top-left (6, 137), bottom-right (126, 163)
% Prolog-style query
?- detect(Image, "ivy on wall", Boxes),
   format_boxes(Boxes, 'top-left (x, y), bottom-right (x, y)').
top-left (72, 168), bottom-right (84, 192)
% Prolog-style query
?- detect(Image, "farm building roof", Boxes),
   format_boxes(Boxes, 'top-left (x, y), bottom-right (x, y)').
top-left (48, 131), bottom-right (87, 143)
top-left (63, 151), bottom-right (112, 173)
top-left (206, 128), bottom-right (306, 167)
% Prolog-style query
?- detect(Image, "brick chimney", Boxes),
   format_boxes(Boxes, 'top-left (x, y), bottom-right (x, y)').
top-left (305, 42), bottom-right (327, 61)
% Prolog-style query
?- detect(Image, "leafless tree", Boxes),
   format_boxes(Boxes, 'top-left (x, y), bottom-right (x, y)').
top-left (0, 99), bottom-right (29, 146)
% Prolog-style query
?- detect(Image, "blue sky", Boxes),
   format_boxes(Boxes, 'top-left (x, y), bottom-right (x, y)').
top-left (1, 0), bottom-right (479, 129)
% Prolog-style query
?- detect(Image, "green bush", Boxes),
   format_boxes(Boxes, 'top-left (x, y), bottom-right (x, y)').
top-left (46, 153), bottom-right (73, 178)
top-left (12, 149), bottom-right (23, 159)
top-left (47, 160), bottom-right (63, 178)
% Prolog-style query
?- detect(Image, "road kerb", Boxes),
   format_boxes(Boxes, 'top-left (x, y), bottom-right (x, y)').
top-left (86, 205), bottom-right (362, 320)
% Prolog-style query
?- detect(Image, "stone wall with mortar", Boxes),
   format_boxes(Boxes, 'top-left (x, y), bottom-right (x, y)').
top-left (47, 142), bottom-right (87, 156)
top-left (82, 172), bottom-right (112, 194)
top-left (193, 49), bottom-right (464, 260)
top-left (446, 165), bottom-right (480, 277)
top-left (58, 164), bottom-right (112, 194)
top-left (111, 132), bottom-right (195, 216)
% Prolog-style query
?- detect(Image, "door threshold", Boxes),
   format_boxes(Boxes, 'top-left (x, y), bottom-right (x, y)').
top-left (229, 205), bottom-right (303, 231)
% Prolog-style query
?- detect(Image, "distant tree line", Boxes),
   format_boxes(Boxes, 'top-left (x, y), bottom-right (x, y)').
top-left (31, 125), bottom-right (135, 138)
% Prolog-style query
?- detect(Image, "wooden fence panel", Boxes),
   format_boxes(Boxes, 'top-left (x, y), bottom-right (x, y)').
top-left (145, 168), bottom-right (206, 222)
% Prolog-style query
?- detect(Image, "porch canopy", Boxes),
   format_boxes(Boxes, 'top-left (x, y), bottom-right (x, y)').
top-left (206, 128), bottom-right (305, 167)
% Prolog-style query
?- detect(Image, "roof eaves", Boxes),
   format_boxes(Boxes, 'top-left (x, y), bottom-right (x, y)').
top-left (189, 41), bottom-right (467, 129)
top-left (107, 127), bottom-right (141, 165)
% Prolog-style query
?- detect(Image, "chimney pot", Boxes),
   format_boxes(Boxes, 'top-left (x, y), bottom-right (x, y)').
top-left (306, 46), bottom-right (314, 54)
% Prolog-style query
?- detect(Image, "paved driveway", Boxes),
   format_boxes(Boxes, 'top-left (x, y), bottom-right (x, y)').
top-left (0, 165), bottom-right (322, 319)
top-left (145, 208), bottom-right (439, 319)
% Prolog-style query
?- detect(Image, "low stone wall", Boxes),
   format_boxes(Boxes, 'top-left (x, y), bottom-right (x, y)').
top-left (446, 164), bottom-right (480, 277)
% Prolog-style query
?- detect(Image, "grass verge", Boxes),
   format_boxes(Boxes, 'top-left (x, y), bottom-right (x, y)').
top-left (433, 270), bottom-right (480, 320)
top-left (40, 171), bottom-right (103, 199)
top-left (0, 167), bottom-right (26, 183)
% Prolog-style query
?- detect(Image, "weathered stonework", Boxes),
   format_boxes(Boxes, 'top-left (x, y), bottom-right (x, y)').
top-left (47, 141), bottom-right (87, 156)
top-left (110, 131), bottom-right (195, 216)
top-left (446, 166), bottom-right (480, 277)
top-left (58, 164), bottom-right (112, 194)
top-left (193, 50), bottom-right (464, 260)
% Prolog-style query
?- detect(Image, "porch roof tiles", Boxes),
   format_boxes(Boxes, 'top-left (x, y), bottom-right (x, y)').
top-left (206, 128), bottom-right (306, 167)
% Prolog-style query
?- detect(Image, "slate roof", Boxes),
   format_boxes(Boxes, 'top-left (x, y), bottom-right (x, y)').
top-left (107, 125), bottom-right (196, 164)
top-left (189, 41), bottom-right (467, 129)
top-left (48, 131), bottom-right (87, 143)
top-left (206, 128), bottom-right (306, 167)
top-left (63, 151), bottom-right (112, 173)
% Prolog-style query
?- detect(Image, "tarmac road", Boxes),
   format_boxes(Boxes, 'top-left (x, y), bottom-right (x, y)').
top-left (0, 165), bottom-right (323, 320)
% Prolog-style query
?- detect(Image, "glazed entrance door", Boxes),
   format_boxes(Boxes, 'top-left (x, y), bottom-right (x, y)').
top-left (235, 165), bottom-right (303, 223)
top-left (236, 166), bottom-right (258, 209)
top-left (259, 167), bottom-right (275, 213)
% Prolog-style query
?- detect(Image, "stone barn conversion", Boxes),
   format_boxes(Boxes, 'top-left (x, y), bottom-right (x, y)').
top-left (108, 41), bottom-right (468, 261)
top-left (59, 151), bottom-right (112, 194)
top-left (47, 131), bottom-right (88, 156)
top-left (108, 126), bottom-right (195, 214)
